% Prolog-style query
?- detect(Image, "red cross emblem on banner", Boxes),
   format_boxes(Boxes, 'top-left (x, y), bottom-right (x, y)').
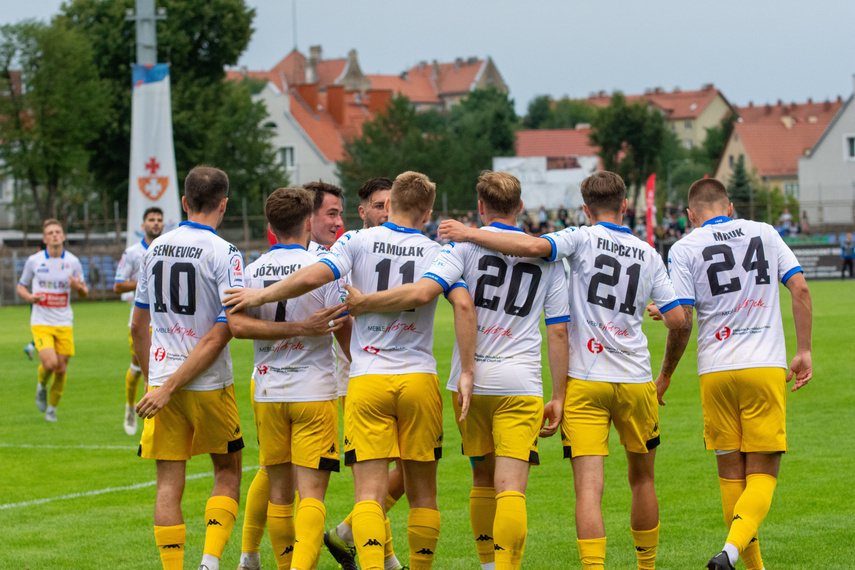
top-left (138, 156), bottom-right (169, 201)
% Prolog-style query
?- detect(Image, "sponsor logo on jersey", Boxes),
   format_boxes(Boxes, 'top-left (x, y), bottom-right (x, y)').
top-left (256, 365), bottom-right (268, 375)
top-left (365, 319), bottom-right (420, 334)
top-left (715, 326), bottom-right (731, 341)
top-left (169, 323), bottom-right (201, 341)
top-left (154, 347), bottom-right (166, 361)
top-left (272, 339), bottom-right (306, 354)
top-left (478, 323), bottom-right (515, 340)
top-left (587, 338), bottom-right (604, 354)
top-left (37, 292), bottom-right (69, 308)
top-left (363, 345), bottom-right (381, 355)
top-left (600, 321), bottom-right (630, 338)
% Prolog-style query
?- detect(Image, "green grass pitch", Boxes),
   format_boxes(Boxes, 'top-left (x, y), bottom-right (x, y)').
top-left (1, 281), bottom-right (853, 568)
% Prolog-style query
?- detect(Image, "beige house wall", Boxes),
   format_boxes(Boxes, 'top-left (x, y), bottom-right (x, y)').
top-left (714, 130), bottom-right (752, 183)
top-left (669, 94), bottom-right (732, 151)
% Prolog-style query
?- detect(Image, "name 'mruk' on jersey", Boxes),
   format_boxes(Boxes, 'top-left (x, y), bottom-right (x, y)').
top-left (19, 250), bottom-right (85, 327)
top-left (319, 222), bottom-right (443, 377)
top-left (245, 245), bottom-right (344, 402)
top-left (543, 223), bottom-right (683, 383)
top-left (135, 221), bottom-right (244, 391)
top-left (425, 223), bottom-right (570, 396)
top-left (115, 239), bottom-right (149, 327)
top-left (667, 217), bottom-right (802, 375)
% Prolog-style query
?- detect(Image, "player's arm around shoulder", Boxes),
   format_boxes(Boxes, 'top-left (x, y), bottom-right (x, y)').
top-left (438, 219), bottom-right (552, 258)
top-left (344, 278), bottom-right (444, 316)
top-left (223, 257), bottom-right (337, 312)
top-left (784, 272), bottom-right (812, 391)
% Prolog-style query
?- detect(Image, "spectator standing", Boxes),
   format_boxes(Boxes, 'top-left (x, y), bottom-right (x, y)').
top-left (841, 233), bottom-right (854, 279)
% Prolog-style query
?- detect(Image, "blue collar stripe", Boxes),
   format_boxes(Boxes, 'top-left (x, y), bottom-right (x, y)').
top-left (488, 222), bottom-right (524, 233)
top-left (141, 239), bottom-right (149, 250)
top-left (702, 216), bottom-right (733, 227)
top-left (596, 221), bottom-right (632, 234)
top-left (382, 221), bottom-right (420, 234)
top-left (179, 220), bottom-right (217, 234)
top-left (44, 250), bottom-right (66, 259)
top-left (271, 244), bottom-right (307, 251)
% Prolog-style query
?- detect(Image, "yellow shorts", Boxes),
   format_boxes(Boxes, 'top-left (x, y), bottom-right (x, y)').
top-left (344, 373), bottom-right (443, 464)
top-left (452, 393), bottom-right (541, 464)
top-left (700, 367), bottom-right (787, 453)
top-left (138, 384), bottom-right (244, 460)
top-left (560, 377), bottom-right (659, 457)
top-left (32, 325), bottom-right (74, 356)
top-left (128, 330), bottom-right (136, 358)
top-left (255, 399), bottom-right (339, 471)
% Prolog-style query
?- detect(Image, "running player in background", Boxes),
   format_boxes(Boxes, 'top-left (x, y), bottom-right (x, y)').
top-left (133, 166), bottom-right (245, 570)
top-left (228, 187), bottom-right (351, 570)
top-left (439, 171), bottom-right (690, 570)
top-left (114, 207), bottom-right (164, 435)
top-left (344, 171), bottom-right (570, 570)
top-left (647, 178), bottom-right (812, 570)
top-left (325, 176), bottom-right (413, 570)
top-left (17, 219), bottom-right (89, 422)
top-left (224, 171), bottom-right (477, 570)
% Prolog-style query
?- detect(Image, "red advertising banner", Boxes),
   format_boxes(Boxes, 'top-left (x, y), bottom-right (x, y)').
top-left (645, 173), bottom-right (656, 247)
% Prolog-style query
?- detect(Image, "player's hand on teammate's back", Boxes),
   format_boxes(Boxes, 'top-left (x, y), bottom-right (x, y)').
top-left (457, 372), bottom-right (474, 422)
top-left (540, 398), bottom-right (562, 437)
top-left (222, 287), bottom-right (263, 312)
top-left (135, 386), bottom-right (172, 419)
top-left (342, 284), bottom-right (367, 316)
top-left (438, 219), bottom-right (471, 243)
top-left (654, 373), bottom-right (670, 405)
top-left (646, 302), bottom-right (663, 321)
top-left (304, 303), bottom-right (348, 336)
top-left (787, 350), bottom-right (812, 391)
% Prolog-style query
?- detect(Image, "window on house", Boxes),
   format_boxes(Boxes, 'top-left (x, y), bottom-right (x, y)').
top-left (684, 121), bottom-right (692, 130)
top-left (846, 136), bottom-right (855, 160)
top-left (729, 155), bottom-right (734, 168)
top-left (784, 182), bottom-right (800, 198)
top-left (279, 147), bottom-right (295, 169)
top-left (684, 139), bottom-right (693, 150)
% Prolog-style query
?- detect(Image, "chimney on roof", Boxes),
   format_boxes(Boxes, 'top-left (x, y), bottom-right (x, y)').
top-left (807, 97), bottom-right (813, 104)
top-left (306, 45), bottom-right (321, 84)
top-left (765, 104), bottom-right (772, 115)
top-left (823, 100), bottom-right (831, 111)
top-left (417, 61), bottom-right (426, 71)
top-left (431, 59), bottom-right (439, 78)
top-left (702, 83), bottom-right (714, 91)
top-left (748, 101), bottom-right (754, 107)
top-left (598, 90), bottom-right (606, 97)
top-left (654, 87), bottom-right (662, 94)
top-left (327, 85), bottom-right (345, 126)
top-left (838, 95), bottom-right (843, 103)
top-left (644, 88), bottom-right (652, 95)
top-left (673, 86), bottom-right (681, 92)
top-left (777, 99), bottom-right (782, 106)
top-left (400, 70), bottom-right (409, 81)
top-left (295, 84), bottom-right (319, 113)
top-left (454, 57), bottom-right (462, 71)
top-left (467, 56), bottom-right (477, 65)
top-left (367, 89), bottom-right (393, 115)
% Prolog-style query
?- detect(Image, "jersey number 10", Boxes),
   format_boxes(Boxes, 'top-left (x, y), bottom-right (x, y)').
top-left (152, 260), bottom-right (196, 315)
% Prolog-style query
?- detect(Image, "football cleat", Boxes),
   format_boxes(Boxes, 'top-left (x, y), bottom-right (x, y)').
top-left (324, 529), bottom-right (359, 570)
top-left (36, 384), bottom-right (47, 412)
top-left (24, 342), bottom-right (35, 361)
top-left (707, 551), bottom-right (735, 570)
top-left (236, 556), bottom-right (261, 570)
top-left (124, 404), bottom-right (138, 435)
top-left (45, 407), bottom-right (57, 422)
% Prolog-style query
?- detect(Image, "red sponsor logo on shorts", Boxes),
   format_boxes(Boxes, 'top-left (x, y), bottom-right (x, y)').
top-left (715, 326), bottom-right (731, 341)
top-left (154, 347), bottom-right (166, 361)
top-left (587, 338), bottom-right (604, 354)
top-left (363, 345), bottom-right (380, 355)
top-left (256, 365), bottom-right (268, 375)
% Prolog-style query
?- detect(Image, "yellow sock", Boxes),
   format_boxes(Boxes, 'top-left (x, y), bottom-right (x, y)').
top-left (292, 497), bottom-right (326, 570)
top-left (241, 468), bottom-right (270, 553)
top-left (154, 524), bottom-right (185, 570)
top-left (719, 478), bottom-right (764, 570)
top-left (352, 500), bottom-right (386, 570)
top-left (494, 491), bottom-right (526, 570)
top-left (38, 364), bottom-right (52, 386)
top-left (125, 367), bottom-right (142, 406)
top-left (384, 517), bottom-right (395, 560)
top-left (469, 486), bottom-right (497, 564)
top-left (385, 492), bottom-right (398, 513)
top-left (203, 495), bottom-right (238, 559)
top-left (344, 509), bottom-right (354, 528)
top-left (577, 537), bottom-right (606, 570)
top-left (726, 473), bottom-right (777, 554)
top-left (49, 372), bottom-right (66, 407)
top-left (408, 507), bottom-right (440, 570)
top-left (631, 523), bottom-right (659, 570)
top-left (268, 502), bottom-right (295, 570)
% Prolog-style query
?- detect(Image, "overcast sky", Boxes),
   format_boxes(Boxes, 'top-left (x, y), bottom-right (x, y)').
top-left (5, 0), bottom-right (855, 114)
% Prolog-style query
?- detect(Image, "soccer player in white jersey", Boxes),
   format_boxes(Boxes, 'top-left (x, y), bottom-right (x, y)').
top-left (344, 171), bottom-right (570, 570)
top-left (439, 171), bottom-right (690, 570)
top-left (114, 207), bottom-right (164, 435)
top-left (647, 178), bottom-right (812, 570)
top-left (17, 219), bottom-right (89, 422)
top-left (226, 187), bottom-right (353, 570)
top-left (224, 171), bottom-right (477, 570)
top-left (133, 166), bottom-right (245, 570)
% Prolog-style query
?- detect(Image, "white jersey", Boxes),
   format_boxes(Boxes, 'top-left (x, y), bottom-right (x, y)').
top-left (135, 221), bottom-right (244, 391)
top-left (246, 245), bottom-right (344, 402)
top-left (310, 239), bottom-right (352, 396)
top-left (115, 239), bottom-right (149, 327)
top-left (667, 217), bottom-right (802, 375)
top-left (543, 223), bottom-right (683, 383)
top-left (426, 223), bottom-right (571, 396)
top-left (19, 250), bottom-right (84, 327)
top-left (321, 222), bottom-right (443, 377)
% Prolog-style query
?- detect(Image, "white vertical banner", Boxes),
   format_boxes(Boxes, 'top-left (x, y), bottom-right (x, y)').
top-left (126, 63), bottom-right (181, 246)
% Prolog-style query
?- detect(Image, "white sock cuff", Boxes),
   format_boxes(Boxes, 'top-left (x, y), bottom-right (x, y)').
top-left (129, 363), bottom-right (142, 373)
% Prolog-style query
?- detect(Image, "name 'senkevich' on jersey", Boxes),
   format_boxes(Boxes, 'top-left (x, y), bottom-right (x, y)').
top-left (150, 244), bottom-right (204, 259)
top-left (372, 242), bottom-right (426, 257)
top-left (596, 237), bottom-right (646, 261)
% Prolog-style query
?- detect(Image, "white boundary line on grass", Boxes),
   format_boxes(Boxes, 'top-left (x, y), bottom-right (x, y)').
top-left (0, 443), bottom-right (138, 450)
top-left (0, 465), bottom-right (260, 511)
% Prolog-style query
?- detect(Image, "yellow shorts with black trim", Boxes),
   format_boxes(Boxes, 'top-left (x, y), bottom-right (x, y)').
top-left (343, 373), bottom-right (443, 464)
top-left (560, 377), bottom-right (659, 458)
top-left (138, 384), bottom-right (244, 461)
top-left (700, 367), bottom-right (787, 453)
top-left (32, 325), bottom-right (74, 356)
top-left (255, 399), bottom-right (339, 471)
top-left (452, 393), bottom-right (542, 464)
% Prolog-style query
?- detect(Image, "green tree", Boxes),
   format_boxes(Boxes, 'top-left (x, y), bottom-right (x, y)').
top-left (59, 0), bottom-right (281, 219)
top-left (523, 94), bottom-right (551, 129)
top-left (546, 98), bottom-right (596, 129)
top-left (0, 20), bottom-right (110, 221)
top-left (690, 112), bottom-right (737, 170)
top-left (727, 155), bottom-right (752, 217)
